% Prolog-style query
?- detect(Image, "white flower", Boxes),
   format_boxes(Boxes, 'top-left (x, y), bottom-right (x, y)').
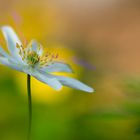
top-left (0, 26), bottom-right (94, 92)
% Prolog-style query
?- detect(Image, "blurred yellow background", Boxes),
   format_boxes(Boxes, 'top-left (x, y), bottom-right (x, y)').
top-left (0, 0), bottom-right (140, 140)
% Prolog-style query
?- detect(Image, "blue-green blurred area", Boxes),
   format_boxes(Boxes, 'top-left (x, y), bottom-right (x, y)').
top-left (1, 0), bottom-right (140, 140)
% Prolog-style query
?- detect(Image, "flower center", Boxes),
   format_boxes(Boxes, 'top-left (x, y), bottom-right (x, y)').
top-left (27, 51), bottom-right (40, 66)
top-left (16, 43), bottom-right (59, 67)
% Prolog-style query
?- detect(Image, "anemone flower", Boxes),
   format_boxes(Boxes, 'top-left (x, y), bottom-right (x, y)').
top-left (0, 26), bottom-right (94, 140)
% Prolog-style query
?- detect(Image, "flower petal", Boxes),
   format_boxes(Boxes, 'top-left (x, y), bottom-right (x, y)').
top-left (56, 76), bottom-right (94, 92)
top-left (55, 76), bottom-right (94, 93)
top-left (32, 71), bottom-right (62, 91)
top-left (0, 56), bottom-right (22, 71)
top-left (0, 47), bottom-right (10, 57)
top-left (39, 70), bottom-right (94, 93)
top-left (1, 26), bottom-right (22, 61)
top-left (41, 62), bottom-right (73, 73)
top-left (0, 46), bottom-right (18, 62)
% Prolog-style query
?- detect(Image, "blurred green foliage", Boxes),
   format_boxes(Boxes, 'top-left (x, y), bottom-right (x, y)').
top-left (0, 71), bottom-right (140, 140)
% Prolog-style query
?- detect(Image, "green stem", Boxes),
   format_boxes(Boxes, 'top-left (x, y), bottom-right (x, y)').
top-left (27, 74), bottom-right (32, 140)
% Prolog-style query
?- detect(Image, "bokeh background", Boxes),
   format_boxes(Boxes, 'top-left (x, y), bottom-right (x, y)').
top-left (0, 0), bottom-right (140, 140)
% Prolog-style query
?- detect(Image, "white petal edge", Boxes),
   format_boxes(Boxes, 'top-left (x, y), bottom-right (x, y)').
top-left (41, 62), bottom-right (73, 73)
top-left (55, 76), bottom-right (94, 93)
top-left (0, 47), bottom-right (19, 62)
top-left (0, 47), bottom-right (11, 58)
top-left (39, 70), bottom-right (94, 93)
top-left (1, 26), bottom-right (22, 61)
top-left (32, 70), bottom-right (63, 91)
top-left (0, 56), bottom-right (23, 72)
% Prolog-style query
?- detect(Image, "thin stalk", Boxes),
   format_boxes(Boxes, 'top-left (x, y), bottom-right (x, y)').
top-left (27, 74), bottom-right (32, 140)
